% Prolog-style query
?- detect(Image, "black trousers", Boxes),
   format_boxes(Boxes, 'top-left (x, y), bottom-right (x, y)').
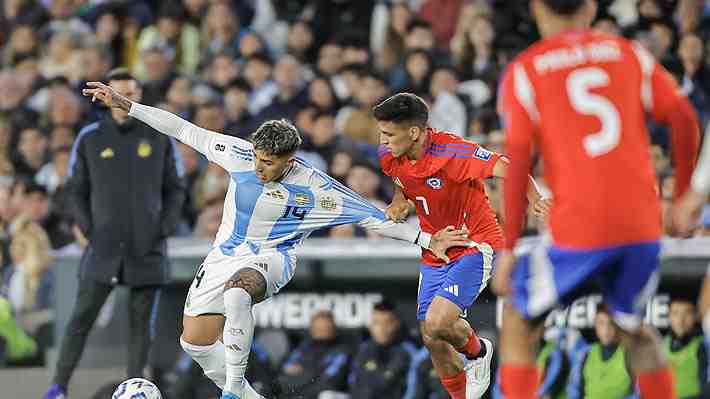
top-left (52, 278), bottom-right (160, 387)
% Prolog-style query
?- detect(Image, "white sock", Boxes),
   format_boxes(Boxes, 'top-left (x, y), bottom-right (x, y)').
top-left (179, 338), bottom-right (264, 398)
top-left (223, 287), bottom-right (254, 396)
top-left (180, 337), bottom-right (226, 388)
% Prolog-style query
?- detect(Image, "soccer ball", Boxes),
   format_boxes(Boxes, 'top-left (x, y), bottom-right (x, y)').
top-left (112, 378), bottom-right (162, 399)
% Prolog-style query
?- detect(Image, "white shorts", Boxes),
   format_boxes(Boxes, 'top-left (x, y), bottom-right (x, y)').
top-left (183, 247), bottom-right (296, 316)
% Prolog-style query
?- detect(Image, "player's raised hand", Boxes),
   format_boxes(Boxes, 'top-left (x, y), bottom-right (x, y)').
top-left (386, 199), bottom-right (412, 223)
top-left (430, 225), bottom-right (471, 263)
top-left (533, 198), bottom-right (552, 219)
top-left (82, 81), bottom-right (132, 111)
top-left (673, 189), bottom-right (705, 236)
top-left (492, 251), bottom-right (516, 297)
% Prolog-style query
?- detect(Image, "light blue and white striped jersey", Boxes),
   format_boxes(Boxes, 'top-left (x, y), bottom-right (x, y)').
top-left (128, 103), bottom-right (426, 259)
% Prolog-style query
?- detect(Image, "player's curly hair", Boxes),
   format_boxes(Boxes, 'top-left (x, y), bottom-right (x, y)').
top-left (541, 0), bottom-right (586, 15)
top-left (250, 119), bottom-right (302, 156)
top-left (372, 92), bottom-right (429, 127)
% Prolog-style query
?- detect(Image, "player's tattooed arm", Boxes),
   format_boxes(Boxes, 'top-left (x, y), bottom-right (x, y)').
top-left (82, 81), bottom-right (133, 111)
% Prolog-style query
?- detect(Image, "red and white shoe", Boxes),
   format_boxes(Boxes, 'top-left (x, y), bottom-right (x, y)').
top-left (464, 337), bottom-right (494, 399)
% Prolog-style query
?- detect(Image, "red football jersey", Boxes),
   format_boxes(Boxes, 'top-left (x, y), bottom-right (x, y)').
top-left (499, 29), bottom-right (699, 250)
top-left (380, 128), bottom-right (505, 266)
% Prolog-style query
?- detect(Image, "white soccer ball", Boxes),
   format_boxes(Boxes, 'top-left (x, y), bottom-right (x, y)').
top-left (112, 378), bottom-right (162, 399)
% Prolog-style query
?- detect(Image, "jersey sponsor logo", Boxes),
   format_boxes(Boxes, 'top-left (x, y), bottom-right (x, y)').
top-left (265, 190), bottom-right (286, 201)
top-left (214, 143), bottom-right (226, 152)
top-left (473, 146), bottom-right (492, 161)
top-left (100, 147), bottom-right (114, 158)
top-left (294, 193), bottom-right (311, 206)
top-left (137, 141), bottom-right (152, 158)
top-left (443, 285), bottom-right (459, 297)
top-left (426, 177), bottom-right (443, 190)
top-left (319, 196), bottom-right (337, 211)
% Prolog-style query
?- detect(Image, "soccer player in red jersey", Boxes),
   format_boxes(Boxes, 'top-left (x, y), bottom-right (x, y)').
top-left (493, 1), bottom-right (701, 399)
top-left (375, 93), bottom-right (550, 399)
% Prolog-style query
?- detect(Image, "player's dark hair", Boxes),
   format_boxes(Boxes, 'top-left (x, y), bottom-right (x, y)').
top-left (542, 0), bottom-right (587, 15)
top-left (250, 119), bottom-right (302, 156)
top-left (372, 92), bottom-right (429, 127)
top-left (105, 68), bottom-right (139, 85)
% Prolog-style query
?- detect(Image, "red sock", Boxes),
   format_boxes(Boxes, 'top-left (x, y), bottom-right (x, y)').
top-left (638, 367), bottom-right (676, 399)
top-left (500, 364), bottom-right (539, 399)
top-left (456, 330), bottom-right (482, 359)
top-left (440, 370), bottom-right (467, 399)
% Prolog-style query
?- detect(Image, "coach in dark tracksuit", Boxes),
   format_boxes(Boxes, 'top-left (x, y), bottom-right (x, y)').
top-left (45, 69), bottom-right (185, 399)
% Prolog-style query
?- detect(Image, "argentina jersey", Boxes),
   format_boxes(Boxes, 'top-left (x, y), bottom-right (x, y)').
top-left (214, 157), bottom-right (389, 258)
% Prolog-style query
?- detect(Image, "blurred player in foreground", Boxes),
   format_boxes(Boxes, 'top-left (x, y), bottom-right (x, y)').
top-left (376, 93), bottom-right (550, 399)
top-left (493, 1), bottom-right (700, 399)
top-left (82, 82), bottom-right (471, 399)
top-left (676, 102), bottom-right (710, 390)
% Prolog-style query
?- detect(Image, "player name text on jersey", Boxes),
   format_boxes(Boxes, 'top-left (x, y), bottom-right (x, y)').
top-left (534, 41), bottom-right (621, 74)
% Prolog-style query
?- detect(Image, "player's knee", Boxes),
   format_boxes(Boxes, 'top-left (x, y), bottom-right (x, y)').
top-left (424, 313), bottom-right (454, 341)
top-left (421, 332), bottom-right (448, 353)
top-left (223, 268), bottom-right (267, 303)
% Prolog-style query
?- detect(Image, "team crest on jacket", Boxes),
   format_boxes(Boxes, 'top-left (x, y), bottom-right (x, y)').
top-left (100, 147), bottom-right (114, 158)
top-left (426, 177), bottom-right (443, 190)
top-left (137, 141), bottom-right (152, 157)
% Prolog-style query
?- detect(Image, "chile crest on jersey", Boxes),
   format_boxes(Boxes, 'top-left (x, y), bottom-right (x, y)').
top-left (426, 176), bottom-right (443, 190)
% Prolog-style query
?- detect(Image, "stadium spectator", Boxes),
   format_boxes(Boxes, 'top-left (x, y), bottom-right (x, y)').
top-left (339, 69), bottom-right (389, 146)
top-left (223, 78), bottom-right (254, 136)
top-left (10, 124), bottom-right (48, 181)
top-left (43, 69), bottom-right (185, 399)
top-left (349, 300), bottom-right (417, 399)
top-left (665, 296), bottom-right (709, 398)
top-left (139, 45), bottom-right (177, 106)
top-left (371, 2), bottom-right (413, 72)
top-left (201, 1), bottom-right (242, 59)
top-left (134, 3), bottom-right (200, 81)
top-left (567, 305), bottom-right (635, 399)
top-left (278, 310), bottom-right (351, 397)
top-left (286, 20), bottom-right (316, 64)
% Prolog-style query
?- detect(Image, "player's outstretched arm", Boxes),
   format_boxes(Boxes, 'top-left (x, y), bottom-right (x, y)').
top-left (82, 81), bottom-right (252, 171)
top-left (359, 216), bottom-right (471, 263)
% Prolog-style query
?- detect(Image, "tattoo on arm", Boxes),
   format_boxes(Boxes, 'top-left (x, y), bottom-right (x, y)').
top-left (115, 94), bottom-right (132, 112)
